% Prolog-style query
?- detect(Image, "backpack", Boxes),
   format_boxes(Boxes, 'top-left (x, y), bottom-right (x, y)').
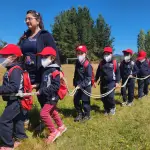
top-left (51, 70), bottom-right (68, 100)
top-left (83, 60), bottom-right (96, 87)
top-left (100, 59), bottom-right (117, 73)
top-left (8, 66), bottom-right (33, 111)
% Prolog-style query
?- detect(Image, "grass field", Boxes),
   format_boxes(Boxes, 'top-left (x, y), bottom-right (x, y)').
top-left (0, 64), bottom-right (150, 150)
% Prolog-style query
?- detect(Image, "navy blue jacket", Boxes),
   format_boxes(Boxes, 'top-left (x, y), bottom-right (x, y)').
top-left (95, 59), bottom-right (120, 84)
top-left (19, 30), bottom-right (61, 84)
top-left (0, 63), bottom-right (23, 101)
top-left (73, 60), bottom-right (92, 88)
top-left (136, 60), bottom-right (150, 77)
top-left (120, 60), bottom-right (138, 80)
top-left (39, 64), bottom-right (60, 105)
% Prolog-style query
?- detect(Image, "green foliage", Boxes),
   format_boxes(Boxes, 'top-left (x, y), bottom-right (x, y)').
top-left (0, 40), bottom-right (7, 49)
top-left (137, 29), bottom-right (145, 52)
top-left (52, 6), bottom-right (114, 63)
top-left (145, 30), bottom-right (150, 57)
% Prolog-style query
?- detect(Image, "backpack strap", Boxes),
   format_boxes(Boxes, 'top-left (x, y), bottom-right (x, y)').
top-left (52, 70), bottom-right (60, 79)
top-left (113, 60), bottom-right (117, 73)
top-left (83, 60), bottom-right (89, 68)
top-left (8, 66), bottom-right (23, 77)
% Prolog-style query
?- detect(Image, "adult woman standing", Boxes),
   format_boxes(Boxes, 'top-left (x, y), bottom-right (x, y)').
top-left (19, 10), bottom-right (61, 107)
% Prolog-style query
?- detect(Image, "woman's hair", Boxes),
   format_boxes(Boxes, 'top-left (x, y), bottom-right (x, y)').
top-left (18, 10), bottom-right (44, 45)
top-left (26, 10), bottom-right (44, 30)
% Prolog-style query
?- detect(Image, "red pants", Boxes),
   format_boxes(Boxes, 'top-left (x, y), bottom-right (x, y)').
top-left (40, 104), bottom-right (63, 133)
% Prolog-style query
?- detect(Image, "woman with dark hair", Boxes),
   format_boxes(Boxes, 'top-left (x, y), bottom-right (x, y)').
top-left (19, 10), bottom-right (61, 107)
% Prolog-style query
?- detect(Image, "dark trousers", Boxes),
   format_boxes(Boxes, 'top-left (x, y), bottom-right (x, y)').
top-left (138, 78), bottom-right (149, 98)
top-left (101, 82), bottom-right (115, 111)
top-left (74, 86), bottom-right (91, 116)
top-left (0, 101), bottom-right (27, 147)
top-left (121, 78), bottom-right (135, 102)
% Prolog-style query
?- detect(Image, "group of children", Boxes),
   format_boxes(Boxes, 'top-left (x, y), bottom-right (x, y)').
top-left (0, 44), bottom-right (150, 150)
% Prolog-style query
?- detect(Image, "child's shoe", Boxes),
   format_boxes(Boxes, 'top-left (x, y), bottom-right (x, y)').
top-left (45, 130), bottom-right (60, 144)
top-left (82, 115), bottom-right (90, 121)
top-left (127, 102), bottom-right (133, 107)
top-left (58, 125), bottom-right (67, 136)
top-left (109, 107), bottom-right (116, 115)
top-left (122, 101), bottom-right (127, 106)
top-left (74, 113), bottom-right (82, 122)
top-left (14, 141), bottom-right (21, 148)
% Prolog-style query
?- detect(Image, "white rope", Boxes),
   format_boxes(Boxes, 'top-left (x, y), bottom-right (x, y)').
top-left (1, 75), bottom-right (150, 98)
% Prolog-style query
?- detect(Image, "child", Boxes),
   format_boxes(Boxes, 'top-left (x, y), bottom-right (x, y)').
top-left (120, 49), bottom-right (138, 106)
top-left (136, 50), bottom-right (150, 99)
top-left (95, 47), bottom-right (120, 115)
top-left (36, 47), bottom-right (67, 143)
top-left (73, 45), bottom-right (92, 122)
top-left (0, 44), bottom-right (27, 150)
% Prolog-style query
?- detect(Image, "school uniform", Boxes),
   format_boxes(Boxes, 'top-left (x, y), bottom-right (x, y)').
top-left (0, 63), bottom-right (27, 148)
top-left (136, 60), bottom-right (150, 98)
top-left (39, 63), bottom-right (63, 133)
top-left (95, 59), bottom-right (120, 113)
top-left (120, 60), bottom-right (138, 103)
top-left (73, 59), bottom-right (92, 117)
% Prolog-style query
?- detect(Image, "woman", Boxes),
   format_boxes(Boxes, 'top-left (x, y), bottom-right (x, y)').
top-left (19, 10), bottom-right (61, 107)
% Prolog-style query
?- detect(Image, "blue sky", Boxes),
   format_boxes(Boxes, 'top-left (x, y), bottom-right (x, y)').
top-left (0, 0), bottom-right (149, 54)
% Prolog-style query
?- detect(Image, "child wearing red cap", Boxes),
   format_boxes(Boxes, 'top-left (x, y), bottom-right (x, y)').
top-left (73, 45), bottom-right (92, 122)
top-left (136, 50), bottom-right (150, 99)
top-left (0, 44), bottom-right (27, 150)
top-left (36, 47), bottom-right (67, 143)
top-left (120, 49), bottom-right (138, 106)
top-left (95, 47), bottom-right (120, 115)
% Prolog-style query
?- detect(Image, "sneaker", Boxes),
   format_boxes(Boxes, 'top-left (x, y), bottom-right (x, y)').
top-left (45, 130), bottom-right (60, 144)
top-left (74, 113), bottom-right (82, 122)
top-left (127, 102), bottom-right (133, 107)
top-left (0, 147), bottom-right (14, 150)
top-left (14, 141), bottom-right (21, 148)
top-left (122, 101), bottom-right (127, 106)
top-left (58, 125), bottom-right (67, 136)
top-left (104, 109), bottom-right (109, 116)
top-left (82, 116), bottom-right (90, 121)
top-left (109, 107), bottom-right (116, 115)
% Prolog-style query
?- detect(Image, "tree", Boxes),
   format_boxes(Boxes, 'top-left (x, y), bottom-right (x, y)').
top-left (145, 31), bottom-right (150, 57)
top-left (52, 7), bottom-right (114, 63)
top-left (137, 29), bottom-right (145, 52)
top-left (0, 40), bottom-right (7, 49)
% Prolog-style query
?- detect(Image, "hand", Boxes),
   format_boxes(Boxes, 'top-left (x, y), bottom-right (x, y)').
top-left (36, 91), bottom-right (40, 95)
top-left (32, 84), bottom-right (37, 89)
top-left (115, 83), bottom-right (120, 88)
top-left (76, 86), bottom-right (80, 90)
top-left (129, 75), bottom-right (133, 78)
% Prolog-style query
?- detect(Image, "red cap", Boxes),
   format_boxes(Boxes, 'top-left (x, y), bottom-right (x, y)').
top-left (137, 50), bottom-right (147, 60)
top-left (76, 45), bottom-right (87, 53)
top-left (37, 47), bottom-right (56, 57)
top-left (104, 47), bottom-right (113, 53)
top-left (122, 49), bottom-right (133, 55)
top-left (0, 44), bottom-right (22, 57)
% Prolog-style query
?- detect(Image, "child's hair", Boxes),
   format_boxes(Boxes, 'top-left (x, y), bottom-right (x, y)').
top-left (18, 10), bottom-right (44, 45)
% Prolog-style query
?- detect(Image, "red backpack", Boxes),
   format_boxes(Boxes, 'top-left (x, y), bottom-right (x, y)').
top-left (8, 66), bottom-right (33, 111)
top-left (83, 60), bottom-right (96, 87)
top-left (99, 59), bottom-right (117, 73)
top-left (51, 70), bottom-right (68, 100)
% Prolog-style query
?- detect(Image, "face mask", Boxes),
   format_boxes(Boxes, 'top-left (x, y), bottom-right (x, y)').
top-left (139, 59), bottom-right (145, 63)
top-left (104, 54), bottom-right (112, 62)
top-left (124, 55), bottom-right (131, 62)
top-left (41, 58), bottom-right (52, 68)
top-left (77, 54), bottom-right (85, 63)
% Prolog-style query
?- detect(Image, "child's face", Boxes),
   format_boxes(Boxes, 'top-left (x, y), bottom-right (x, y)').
top-left (76, 51), bottom-right (86, 62)
top-left (41, 55), bottom-right (55, 68)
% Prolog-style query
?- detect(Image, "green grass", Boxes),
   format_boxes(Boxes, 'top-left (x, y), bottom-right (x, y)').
top-left (0, 65), bottom-right (150, 150)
